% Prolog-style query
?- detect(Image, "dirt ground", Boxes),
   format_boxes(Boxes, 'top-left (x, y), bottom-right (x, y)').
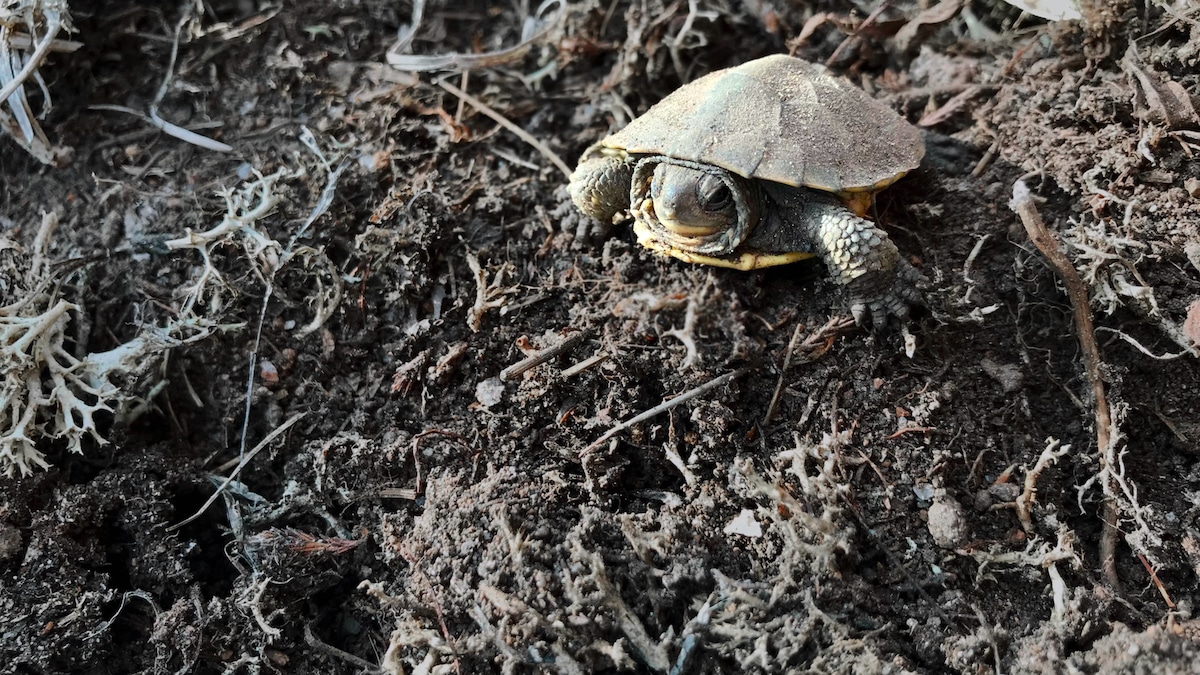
top-left (3, 0), bottom-right (1200, 673)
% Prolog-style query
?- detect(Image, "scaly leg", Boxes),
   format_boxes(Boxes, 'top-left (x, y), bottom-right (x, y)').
top-left (567, 145), bottom-right (639, 224)
top-left (760, 184), bottom-right (922, 328)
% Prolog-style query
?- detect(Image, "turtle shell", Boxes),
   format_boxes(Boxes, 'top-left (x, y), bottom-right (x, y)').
top-left (599, 55), bottom-right (924, 194)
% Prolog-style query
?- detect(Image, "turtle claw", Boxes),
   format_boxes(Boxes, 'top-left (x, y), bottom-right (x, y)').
top-left (848, 259), bottom-right (924, 331)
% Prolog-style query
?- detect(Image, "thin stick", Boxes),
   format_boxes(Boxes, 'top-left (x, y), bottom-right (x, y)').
top-left (971, 139), bottom-right (1001, 178)
top-left (763, 323), bottom-right (804, 427)
top-left (436, 78), bottom-right (572, 177)
top-left (1137, 553), bottom-right (1176, 609)
top-left (960, 233), bottom-right (990, 304)
top-left (145, 5), bottom-right (233, 152)
top-left (581, 369), bottom-right (746, 455)
top-left (499, 331), bottom-right (587, 381)
top-left (304, 624), bottom-right (382, 673)
top-left (1010, 180), bottom-right (1120, 589)
top-left (6, 33), bottom-right (83, 53)
top-left (562, 351), bottom-right (609, 378)
top-left (1015, 437), bottom-right (1070, 534)
top-left (165, 412), bottom-right (307, 532)
top-left (761, 316), bottom-right (851, 426)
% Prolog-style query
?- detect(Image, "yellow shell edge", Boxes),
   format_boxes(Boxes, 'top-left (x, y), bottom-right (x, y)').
top-left (634, 221), bottom-right (816, 271)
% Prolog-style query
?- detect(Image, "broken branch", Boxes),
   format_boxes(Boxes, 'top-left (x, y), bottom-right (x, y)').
top-left (500, 331), bottom-right (588, 381)
top-left (1010, 180), bottom-right (1120, 590)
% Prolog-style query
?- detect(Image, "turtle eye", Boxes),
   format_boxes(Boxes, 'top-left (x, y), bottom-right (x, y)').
top-left (698, 177), bottom-right (733, 212)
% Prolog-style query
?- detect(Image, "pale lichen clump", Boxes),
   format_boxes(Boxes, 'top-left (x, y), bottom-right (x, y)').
top-left (0, 205), bottom-right (220, 477)
top-left (0, 213), bottom-right (134, 475)
top-left (1064, 215), bottom-right (1199, 358)
top-left (0, 166), bottom-right (339, 476)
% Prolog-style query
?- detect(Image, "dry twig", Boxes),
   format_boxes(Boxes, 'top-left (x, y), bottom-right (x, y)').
top-left (959, 234), bottom-right (991, 305)
top-left (562, 351), bottom-right (609, 378)
top-left (464, 252), bottom-right (517, 332)
top-left (1137, 553), bottom-right (1176, 610)
top-left (1010, 179), bottom-right (1120, 589)
top-left (499, 331), bottom-right (587, 381)
top-left (1014, 437), bottom-right (1070, 534)
top-left (763, 322), bottom-right (806, 427)
top-left (763, 316), bottom-right (854, 427)
top-left (304, 624), bottom-right (382, 673)
top-left (581, 369), bottom-right (746, 455)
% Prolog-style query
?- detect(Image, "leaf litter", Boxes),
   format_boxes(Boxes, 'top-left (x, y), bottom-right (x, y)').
top-left (3, 1), bottom-right (1200, 673)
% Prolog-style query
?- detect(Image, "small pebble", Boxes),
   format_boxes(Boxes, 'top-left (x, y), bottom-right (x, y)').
top-left (475, 377), bottom-right (505, 408)
top-left (912, 483), bottom-right (935, 502)
top-left (723, 509), bottom-right (763, 538)
top-left (928, 495), bottom-right (970, 549)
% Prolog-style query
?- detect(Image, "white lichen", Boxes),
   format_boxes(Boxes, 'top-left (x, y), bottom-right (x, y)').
top-left (0, 212), bottom-right (205, 476)
top-left (0, 212), bottom-right (140, 475)
top-left (163, 169), bottom-right (286, 317)
top-left (1064, 216), bottom-right (1197, 356)
top-left (2, 155), bottom-right (342, 476)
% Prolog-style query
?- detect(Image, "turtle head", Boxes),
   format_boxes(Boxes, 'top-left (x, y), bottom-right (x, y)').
top-left (647, 163), bottom-right (739, 238)
top-left (631, 158), bottom-right (756, 260)
top-left (630, 157), bottom-right (818, 270)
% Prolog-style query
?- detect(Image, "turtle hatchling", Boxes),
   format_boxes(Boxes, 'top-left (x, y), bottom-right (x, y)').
top-left (568, 54), bottom-right (925, 327)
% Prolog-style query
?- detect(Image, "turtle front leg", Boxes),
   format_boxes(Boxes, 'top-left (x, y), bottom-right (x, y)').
top-left (810, 197), bottom-right (922, 328)
top-left (762, 185), bottom-right (922, 328)
top-left (568, 145), bottom-right (638, 223)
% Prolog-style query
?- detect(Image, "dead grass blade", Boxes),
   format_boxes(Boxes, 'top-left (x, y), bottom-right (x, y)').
top-left (387, 0), bottom-right (564, 72)
top-left (0, 0), bottom-right (71, 163)
top-left (165, 412), bottom-right (307, 533)
top-left (436, 78), bottom-right (572, 177)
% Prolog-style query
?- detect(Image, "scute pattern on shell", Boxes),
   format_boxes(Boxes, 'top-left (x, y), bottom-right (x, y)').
top-left (599, 55), bottom-right (924, 193)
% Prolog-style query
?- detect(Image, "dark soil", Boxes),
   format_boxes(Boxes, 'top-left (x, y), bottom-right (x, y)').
top-left (3, 0), bottom-right (1200, 673)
